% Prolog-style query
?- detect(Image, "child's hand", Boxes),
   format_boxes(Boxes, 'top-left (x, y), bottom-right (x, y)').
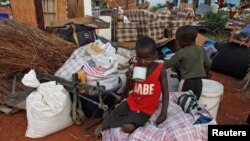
top-left (156, 114), bottom-right (167, 126)
top-left (126, 69), bottom-right (133, 79)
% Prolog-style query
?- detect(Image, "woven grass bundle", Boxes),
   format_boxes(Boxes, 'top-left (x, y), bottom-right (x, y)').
top-left (0, 20), bottom-right (77, 77)
top-left (242, 67), bottom-right (250, 95)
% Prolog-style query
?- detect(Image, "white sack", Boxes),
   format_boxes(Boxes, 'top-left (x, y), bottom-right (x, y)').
top-left (23, 70), bottom-right (73, 138)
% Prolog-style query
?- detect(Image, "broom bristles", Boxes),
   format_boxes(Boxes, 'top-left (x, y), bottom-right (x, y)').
top-left (0, 20), bottom-right (77, 77)
top-left (241, 67), bottom-right (250, 95)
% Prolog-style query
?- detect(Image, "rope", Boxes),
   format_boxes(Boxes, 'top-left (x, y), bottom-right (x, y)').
top-left (71, 73), bottom-right (85, 125)
top-left (71, 24), bottom-right (79, 47)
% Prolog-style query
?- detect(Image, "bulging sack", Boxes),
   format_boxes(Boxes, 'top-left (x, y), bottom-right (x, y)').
top-left (23, 70), bottom-right (73, 138)
top-left (57, 23), bottom-right (98, 47)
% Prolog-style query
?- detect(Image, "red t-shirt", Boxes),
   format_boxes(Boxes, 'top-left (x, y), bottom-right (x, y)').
top-left (127, 63), bottom-right (163, 115)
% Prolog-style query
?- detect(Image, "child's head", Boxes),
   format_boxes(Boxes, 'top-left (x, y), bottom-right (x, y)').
top-left (175, 25), bottom-right (197, 48)
top-left (135, 36), bottom-right (157, 67)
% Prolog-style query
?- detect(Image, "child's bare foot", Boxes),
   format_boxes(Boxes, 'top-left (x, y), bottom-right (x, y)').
top-left (122, 123), bottom-right (136, 133)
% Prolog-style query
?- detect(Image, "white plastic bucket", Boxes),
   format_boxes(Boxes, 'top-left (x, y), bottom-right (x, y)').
top-left (199, 79), bottom-right (224, 119)
top-left (166, 68), bottom-right (179, 92)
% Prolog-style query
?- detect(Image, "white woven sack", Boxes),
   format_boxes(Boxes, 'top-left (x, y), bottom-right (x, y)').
top-left (23, 70), bottom-right (73, 138)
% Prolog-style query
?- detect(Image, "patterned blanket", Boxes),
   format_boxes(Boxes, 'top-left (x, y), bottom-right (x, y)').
top-left (102, 92), bottom-right (217, 141)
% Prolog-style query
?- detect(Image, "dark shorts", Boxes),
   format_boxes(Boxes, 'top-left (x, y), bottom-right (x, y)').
top-left (102, 101), bottom-right (150, 128)
top-left (182, 78), bottom-right (202, 99)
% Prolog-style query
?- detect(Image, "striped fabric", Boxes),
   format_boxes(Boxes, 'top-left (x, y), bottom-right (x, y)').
top-left (155, 13), bottom-right (194, 39)
top-left (116, 9), bottom-right (195, 44)
top-left (148, 27), bottom-right (165, 40)
top-left (116, 29), bottom-right (138, 42)
top-left (147, 21), bottom-right (163, 28)
top-left (116, 10), bottom-right (167, 44)
top-left (157, 14), bottom-right (174, 29)
top-left (171, 20), bottom-right (193, 27)
top-left (116, 22), bottom-right (139, 29)
top-left (102, 92), bottom-right (217, 141)
top-left (171, 20), bottom-right (193, 38)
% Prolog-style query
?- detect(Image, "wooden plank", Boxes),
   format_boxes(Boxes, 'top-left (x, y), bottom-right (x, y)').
top-left (57, 0), bottom-right (67, 21)
top-left (10, 0), bottom-right (37, 27)
top-left (0, 7), bottom-right (12, 15)
top-left (67, 0), bottom-right (84, 18)
top-left (43, 12), bottom-right (56, 14)
top-left (34, 0), bottom-right (45, 29)
top-left (0, 95), bottom-right (6, 104)
top-left (0, 79), bottom-right (28, 104)
top-left (0, 86), bottom-right (11, 96)
top-left (42, 0), bottom-right (56, 27)
top-left (50, 16), bottom-right (110, 29)
top-left (0, 79), bottom-right (28, 95)
top-left (0, 80), bottom-right (12, 96)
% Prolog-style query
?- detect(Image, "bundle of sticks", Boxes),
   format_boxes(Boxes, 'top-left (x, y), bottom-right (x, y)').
top-left (0, 20), bottom-right (77, 78)
top-left (242, 68), bottom-right (250, 95)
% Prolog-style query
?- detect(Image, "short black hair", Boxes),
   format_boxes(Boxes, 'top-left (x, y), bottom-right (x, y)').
top-left (135, 36), bottom-right (156, 52)
top-left (175, 25), bottom-right (197, 44)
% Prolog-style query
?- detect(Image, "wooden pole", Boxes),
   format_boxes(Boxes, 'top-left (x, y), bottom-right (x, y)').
top-left (126, 0), bottom-right (128, 10)
top-left (34, 0), bottom-right (44, 29)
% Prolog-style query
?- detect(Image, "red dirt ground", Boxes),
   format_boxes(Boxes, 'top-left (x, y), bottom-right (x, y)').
top-left (0, 71), bottom-right (249, 141)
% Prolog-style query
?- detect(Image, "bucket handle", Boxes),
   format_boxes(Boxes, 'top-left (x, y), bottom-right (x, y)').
top-left (203, 92), bottom-right (224, 111)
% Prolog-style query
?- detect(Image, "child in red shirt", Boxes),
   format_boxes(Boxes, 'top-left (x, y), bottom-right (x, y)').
top-left (102, 37), bottom-right (169, 133)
